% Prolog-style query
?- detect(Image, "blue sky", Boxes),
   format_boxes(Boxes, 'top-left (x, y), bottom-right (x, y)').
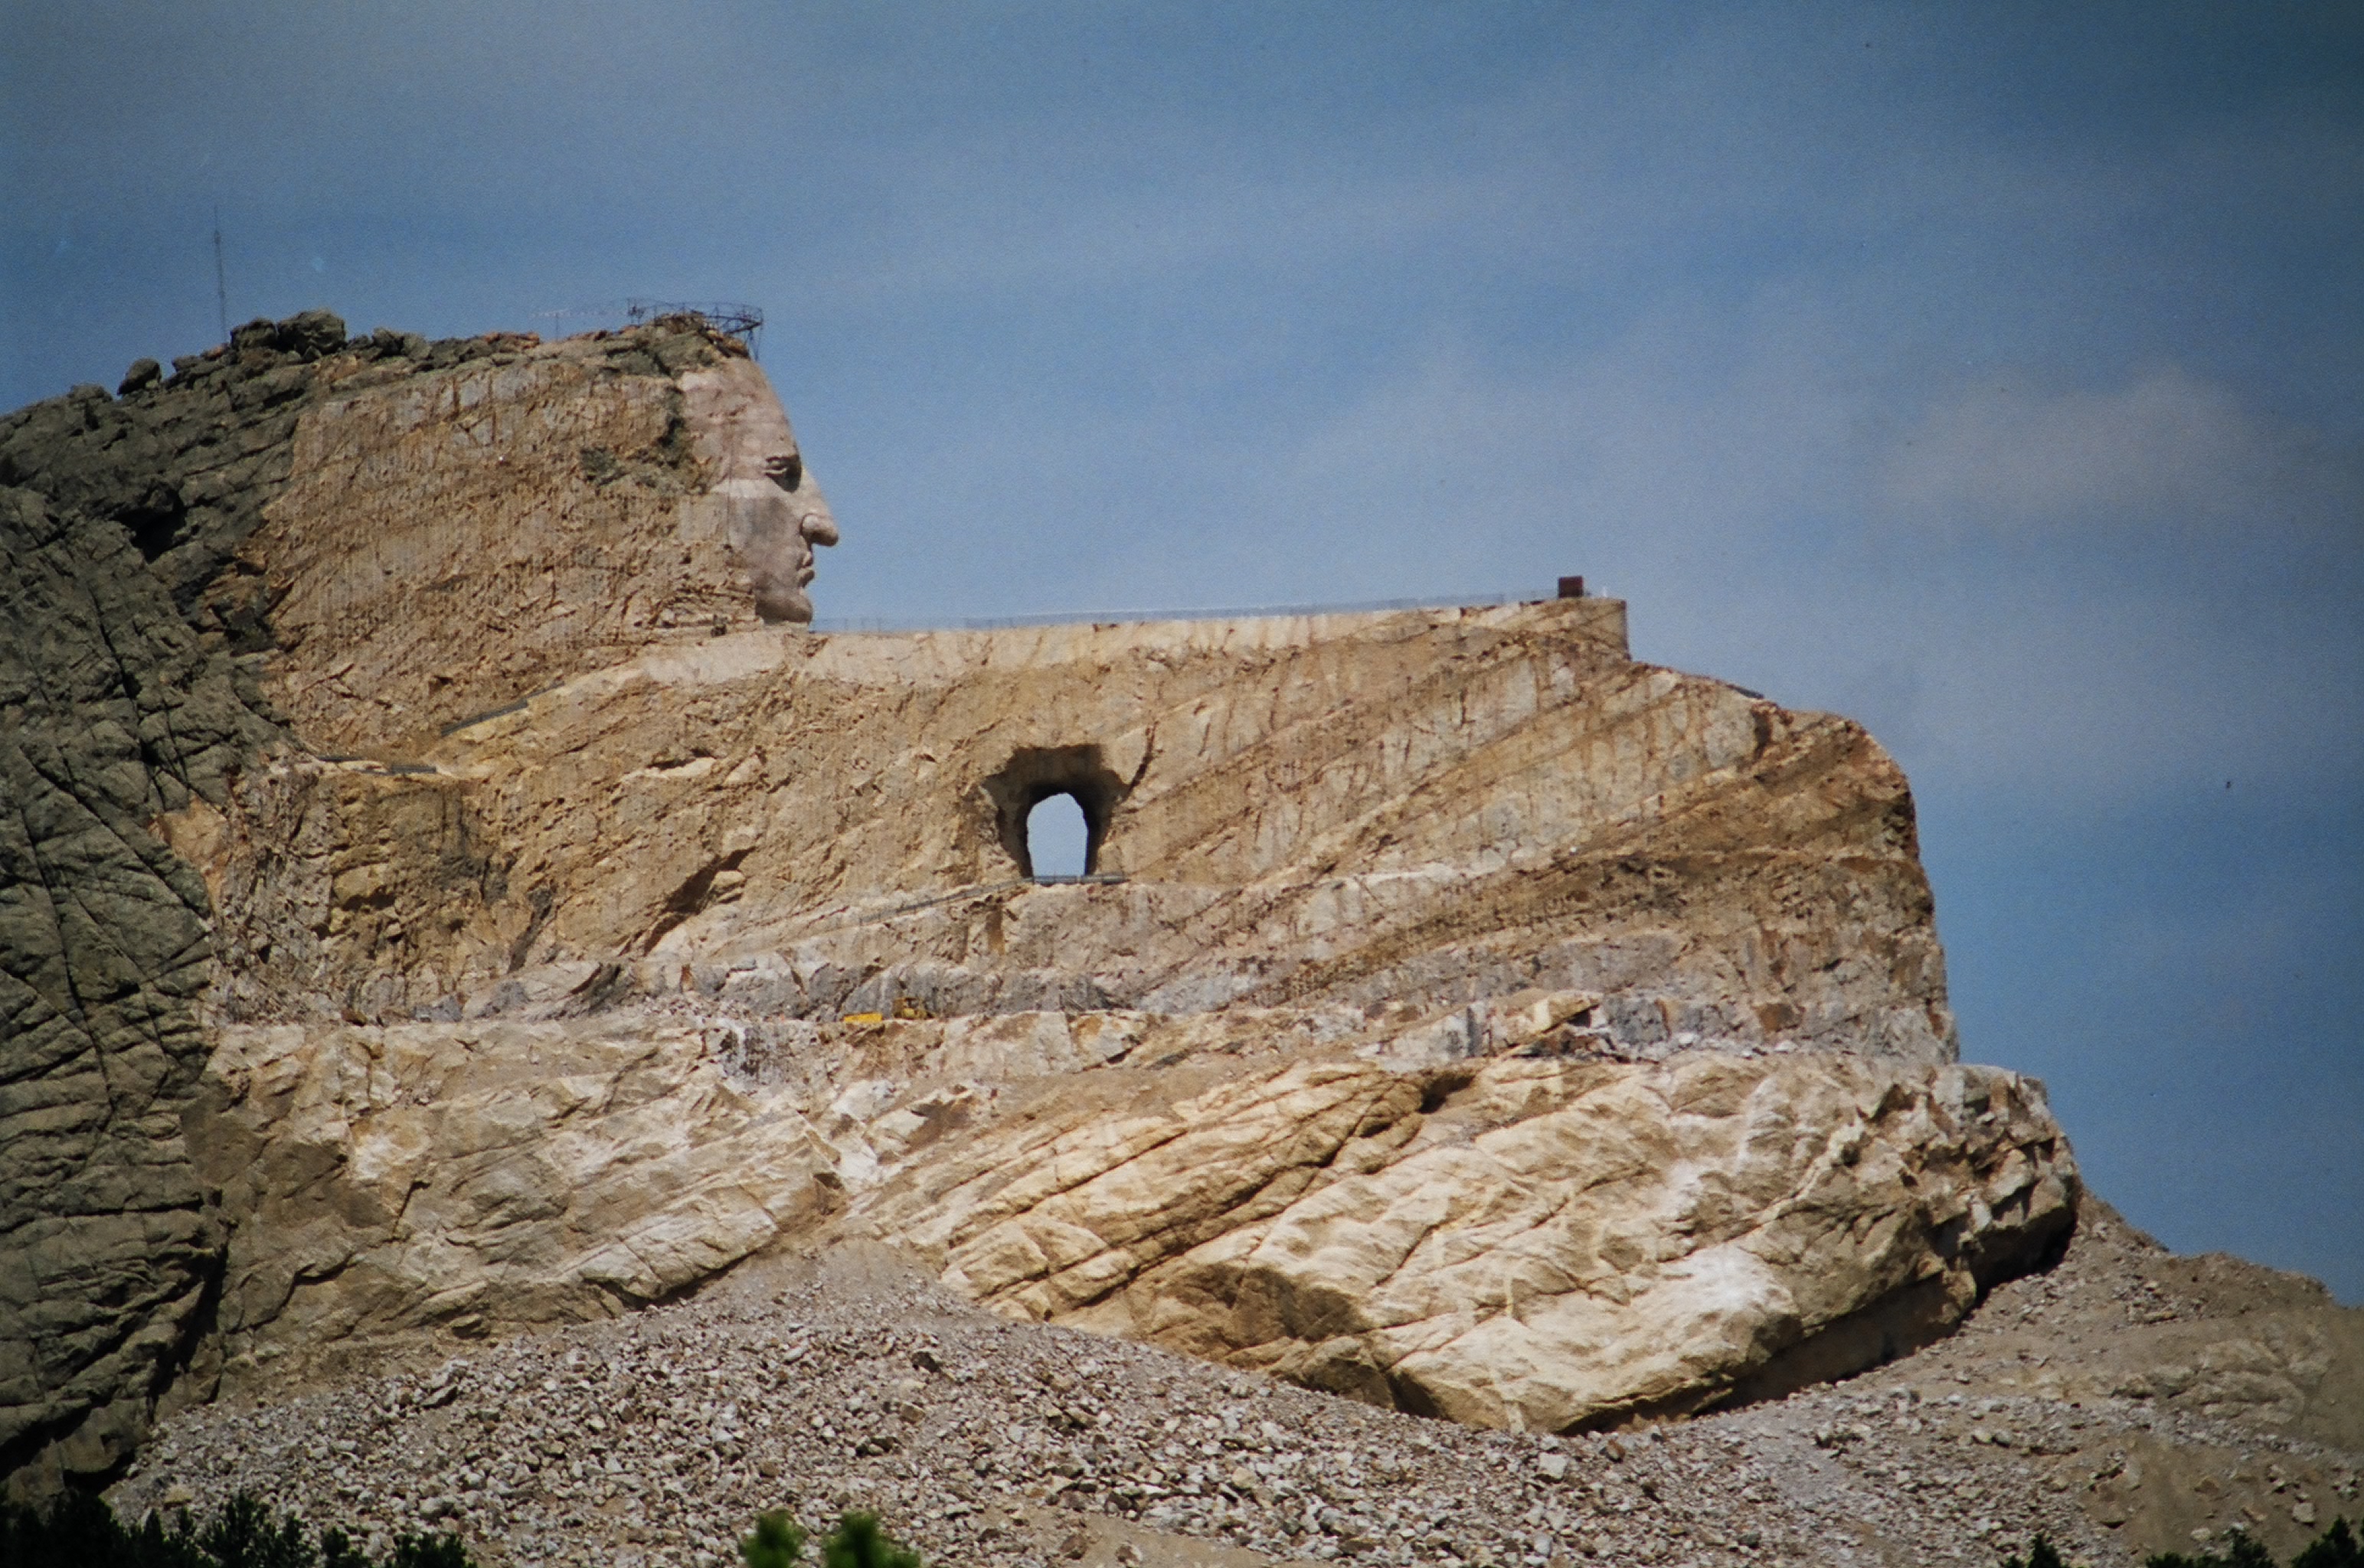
top-left (6, 2), bottom-right (2359, 1299)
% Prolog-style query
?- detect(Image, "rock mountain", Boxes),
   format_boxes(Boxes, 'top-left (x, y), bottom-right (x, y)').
top-left (2, 313), bottom-right (2353, 1565)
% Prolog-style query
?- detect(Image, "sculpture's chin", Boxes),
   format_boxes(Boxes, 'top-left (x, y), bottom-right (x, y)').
top-left (754, 582), bottom-right (815, 625)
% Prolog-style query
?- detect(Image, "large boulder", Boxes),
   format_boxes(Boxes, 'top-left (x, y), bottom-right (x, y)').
top-left (868, 1042), bottom-right (2074, 1430)
top-left (177, 999), bottom-right (2072, 1434)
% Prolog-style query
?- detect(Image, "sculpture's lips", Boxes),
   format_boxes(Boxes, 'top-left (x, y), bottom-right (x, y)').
top-left (767, 584), bottom-right (816, 624)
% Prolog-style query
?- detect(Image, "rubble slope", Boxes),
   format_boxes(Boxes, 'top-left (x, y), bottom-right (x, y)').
top-left (106, 1210), bottom-right (2364, 1568)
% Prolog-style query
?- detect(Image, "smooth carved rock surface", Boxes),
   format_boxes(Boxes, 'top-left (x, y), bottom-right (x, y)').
top-left (184, 597), bottom-right (1958, 1070)
top-left (679, 359), bottom-right (839, 626)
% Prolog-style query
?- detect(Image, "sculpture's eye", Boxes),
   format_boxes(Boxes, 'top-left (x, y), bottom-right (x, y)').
top-left (764, 452), bottom-right (803, 490)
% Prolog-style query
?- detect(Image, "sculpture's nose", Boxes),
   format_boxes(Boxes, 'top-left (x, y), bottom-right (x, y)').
top-left (797, 492), bottom-right (839, 548)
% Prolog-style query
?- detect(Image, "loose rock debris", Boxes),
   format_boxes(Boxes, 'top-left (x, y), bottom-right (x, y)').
top-left (111, 1214), bottom-right (2362, 1567)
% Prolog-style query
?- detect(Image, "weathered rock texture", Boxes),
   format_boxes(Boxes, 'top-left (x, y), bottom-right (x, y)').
top-left (185, 1018), bottom-right (840, 1381)
top-left (882, 1050), bottom-right (2071, 1432)
top-left (170, 991), bottom-right (2072, 1446)
top-left (0, 485), bottom-right (263, 1489)
top-left (0, 310), bottom-right (808, 1494)
top-left (6, 310), bottom-right (2087, 1504)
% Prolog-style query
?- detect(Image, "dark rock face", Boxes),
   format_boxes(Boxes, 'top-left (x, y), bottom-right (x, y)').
top-left (0, 316), bottom-right (358, 1496)
top-left (0, 487), bottom-right (281, 1494)
top-left (0, 312), bottom-right (349, 647)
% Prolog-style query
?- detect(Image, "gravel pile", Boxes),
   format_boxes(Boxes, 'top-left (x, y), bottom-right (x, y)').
top-left (108, 1227), bottom-right (2353, 1568)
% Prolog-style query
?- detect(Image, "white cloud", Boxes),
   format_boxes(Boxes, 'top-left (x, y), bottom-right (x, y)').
top-left (1878, 368), bottom-right (2319, 528)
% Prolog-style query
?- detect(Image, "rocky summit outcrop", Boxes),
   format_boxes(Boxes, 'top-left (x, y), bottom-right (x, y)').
top-left (0, 309), bottom-right (2116, 1511)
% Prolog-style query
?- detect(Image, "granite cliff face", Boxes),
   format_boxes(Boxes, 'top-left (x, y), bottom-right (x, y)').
top-left (0, 484), bottom-right (260, 1494)
top-left (0, 317), bottom-right (338, 1493)
top-left (0, 312), bottom-right (2090, 1506)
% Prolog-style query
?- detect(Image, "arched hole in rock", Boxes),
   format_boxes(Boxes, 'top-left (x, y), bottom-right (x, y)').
top-left (982, 745), bottom-right (1129, 880)
top-left (1025, 792), bottom-right (1090, 880)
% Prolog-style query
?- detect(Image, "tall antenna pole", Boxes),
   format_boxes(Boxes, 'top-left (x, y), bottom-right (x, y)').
top-left (211, 207), bottom-right (229, 344)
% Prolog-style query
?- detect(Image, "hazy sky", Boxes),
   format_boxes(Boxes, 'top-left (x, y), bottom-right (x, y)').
top-left (6, 2), bottom-right (2359, 1299)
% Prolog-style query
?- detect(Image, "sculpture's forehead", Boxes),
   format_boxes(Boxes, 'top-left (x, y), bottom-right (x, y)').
top-left (681, 360), bottom-right (799, 473)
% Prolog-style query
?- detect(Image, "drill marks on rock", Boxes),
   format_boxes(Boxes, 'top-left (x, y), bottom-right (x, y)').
top-left (184, 759), bottom-right (520, 1026)
top-left (252, 328), bottom-right (808, 756)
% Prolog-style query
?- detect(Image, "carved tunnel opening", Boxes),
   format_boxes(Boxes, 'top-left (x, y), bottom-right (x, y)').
top-left (984, 745), bottom-right (1128, 880)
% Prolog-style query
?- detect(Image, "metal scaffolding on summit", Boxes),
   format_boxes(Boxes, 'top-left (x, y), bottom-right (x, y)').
top-left (530, 299), bottom-right (766, 356)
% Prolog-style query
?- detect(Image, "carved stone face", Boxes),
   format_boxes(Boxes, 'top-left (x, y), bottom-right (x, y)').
top-left (680, 361), bottom-right (839, 624)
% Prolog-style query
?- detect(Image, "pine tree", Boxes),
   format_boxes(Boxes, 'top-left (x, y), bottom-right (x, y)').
top-left (2147, 1529), bottom-right (2280, 1568)
top-left (2293, 1518), bottom-right (2362, 1568)
top-left (741, 1510), bottom-right (809, 1568)
top-left (819, 1511), bottom-right (923, 1568)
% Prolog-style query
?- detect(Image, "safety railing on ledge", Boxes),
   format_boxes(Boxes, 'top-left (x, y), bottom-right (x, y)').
top-left (806, 590), bottom-right (1558, 635)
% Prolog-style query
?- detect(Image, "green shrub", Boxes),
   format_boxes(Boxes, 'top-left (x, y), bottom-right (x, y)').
top-left (1998, 1514), bottom-right (2356, 1568)
top-left (819, 1511), bottom-right (923, 1568)
top-left (0, 1489), bottom-right (478, 1568)
top-left (741, 1511), bottom-right (809, 1568)
top-left (2003, 1520), bottom-right (2361, 1568)
top-left (2293, 1518), bottom-right (2362, 1568)
top-left (737, 1508), bottom-right (923, 1568)
top-left (2145, 1533), bottom-right (2279, 1568)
